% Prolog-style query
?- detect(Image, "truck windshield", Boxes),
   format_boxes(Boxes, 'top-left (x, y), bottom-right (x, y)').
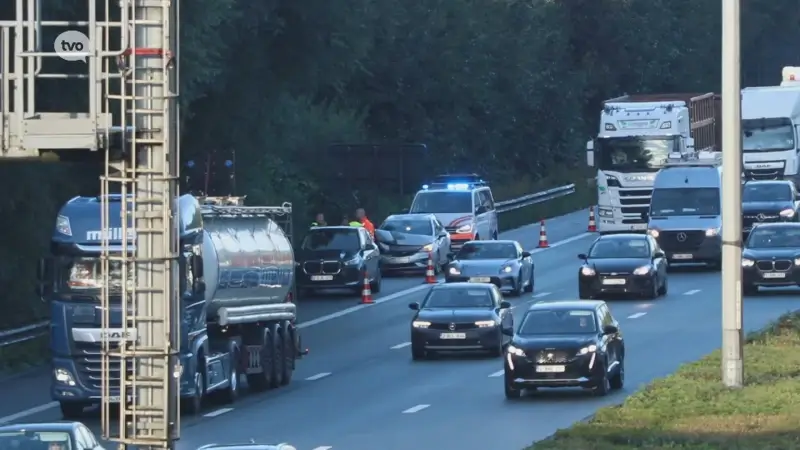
top-left (742, 118), bottom-right (795, 152)
top-left (410, 191), bottom-right (472, 213)
top-left (650, 188), bottom-right (720, 216)
top-left (58, 256), bottom-right (132, 293)
top-left (597, 137), bottom-right (676, 172)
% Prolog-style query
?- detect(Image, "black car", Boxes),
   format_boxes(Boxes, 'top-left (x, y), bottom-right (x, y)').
top-left (445, 240), bottom-right (534, 296)
top-left (296, 226), bottom-right (381, 295)
top-left (0, 421), bottom-right (106, 450)
top-left (375, 213), bottom-right (451, 274)
top-left (741, 222), bottom-right (800, 295)
top-left (742, 180), bottom-right (800, 234)
top-left (578, 233), bottom-right (668, 299)
top-left (503, 300), bottom-right (624, 399)
top-left (409, 282), bottom-right (513, 359)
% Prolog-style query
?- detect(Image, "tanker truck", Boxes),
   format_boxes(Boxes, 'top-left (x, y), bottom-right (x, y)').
top-left (37, 194), bottom-right (303, 419)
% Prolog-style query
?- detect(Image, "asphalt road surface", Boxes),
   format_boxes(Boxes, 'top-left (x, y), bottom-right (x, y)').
top-left (3, 208), bottom-right (799, 450)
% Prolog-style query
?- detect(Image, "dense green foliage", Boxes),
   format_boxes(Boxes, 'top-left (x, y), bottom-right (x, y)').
top-left (0, 0), bottom-right (796, 329)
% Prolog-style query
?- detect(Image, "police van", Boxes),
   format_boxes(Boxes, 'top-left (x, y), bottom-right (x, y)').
top-left (407, 174), bottom-right (499, 252)
top-left (644, 153), bottom-right (723, 269)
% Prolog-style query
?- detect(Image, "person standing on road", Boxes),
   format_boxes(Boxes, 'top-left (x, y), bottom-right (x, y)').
top-left (356, 208), bottom-right (375, 238)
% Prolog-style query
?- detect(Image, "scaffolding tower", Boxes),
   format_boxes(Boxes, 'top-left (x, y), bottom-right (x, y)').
top-left (1, 0), bottom-right (180, 449)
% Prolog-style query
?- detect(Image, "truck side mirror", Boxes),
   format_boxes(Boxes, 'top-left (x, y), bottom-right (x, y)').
top-left (192, 255), bottom-right (204, 278)
top-left (586, 140), bottom-right (595, 167)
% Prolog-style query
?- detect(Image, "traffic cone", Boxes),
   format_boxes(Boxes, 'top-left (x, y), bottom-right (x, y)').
top-left (424, 252), bottom-right (437, 284)
top-left (537, 220), bottom-right (549, 248)
top-left (588, 206), bottom-right (597, 232)
top-left (360, 271), bottom-right (374, 304)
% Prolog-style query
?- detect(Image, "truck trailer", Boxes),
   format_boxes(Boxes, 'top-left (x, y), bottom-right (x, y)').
top-left (586, 93), bottom-right (721, 233)
top-left (39, 194), bottom-right (303, 418)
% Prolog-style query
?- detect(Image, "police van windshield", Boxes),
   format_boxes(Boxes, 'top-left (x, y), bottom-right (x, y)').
top-left (302, 229), bottom-right (360, 251)
top-left (746, 227), bottom-right (800, 248)
top-left (57, 256), bottom-right (132, 293)
top-left (742, 118), bottom-right (795, 152)
top-left (650, 188), bottom-right (720, 216)
top-left (381, 219), bottom-right (433, 236)
top-left (410, 191), bottom-right (472, 214)
top-left (743, 183), bottom-right (793, 202)
top-left (597, 137), bottom-right (676, 172)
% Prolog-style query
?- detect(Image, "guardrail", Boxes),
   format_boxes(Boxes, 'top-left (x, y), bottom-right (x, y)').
top-left (0, 183), bottom-right (576, 347)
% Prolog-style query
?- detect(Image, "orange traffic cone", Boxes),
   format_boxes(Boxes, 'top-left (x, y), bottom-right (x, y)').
top-left (360, 271), bottom-right (374, 304)
top-left (424, 252), bottom-right (437, 284)
top-left (537, 220), bottom-right (549, 248)
top-left (588, 206), bottom-right (597, 232)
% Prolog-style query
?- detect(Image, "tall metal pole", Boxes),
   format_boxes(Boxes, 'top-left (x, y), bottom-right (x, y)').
top-left (721, 0), bottom-right (744, 388)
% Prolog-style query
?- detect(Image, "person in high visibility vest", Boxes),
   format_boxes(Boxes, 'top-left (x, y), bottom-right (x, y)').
top-left (311, 212), bottom-right (327, 227)
top-left (348, 220), bottom-right (362, 227)
top-left (356, 208), bottom-right (375, 238)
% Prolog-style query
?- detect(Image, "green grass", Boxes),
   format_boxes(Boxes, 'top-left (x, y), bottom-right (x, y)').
top-left (526, 311), bottom-right (800, 450)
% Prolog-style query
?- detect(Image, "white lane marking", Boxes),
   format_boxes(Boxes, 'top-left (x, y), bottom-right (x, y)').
top-left (402, 404), bottom-right (430, 414)
top-left (488, 370), bottom-right (504, 377)
top-left (683, 289), bottom-right (701, 295)
top-left (305, 372), bottom-right (332, 381)
top-left (203, 407), bottom-right (233, 418)
top-left (627, 312), bottom-right (647, 319)
top-left (313, 447), bottom-right (333, 450)
top-left (0, 231), bottom-right (595, 424)
top-left (532, 291), bottom-right (551, 299)
top-left (391, 342), bottom-right (411, 349)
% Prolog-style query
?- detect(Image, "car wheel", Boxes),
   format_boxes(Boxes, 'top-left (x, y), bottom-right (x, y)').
top-left (372, 270), bottom-right (382, 293)
top-left (524, 270), bottom-right (534, 293)
top-left (592, 362), bottom-right (611, 397)
top-left (658, 276), bottom-right (668, 296)
top-left (744, 284), bottom-right (758, 296)
top-left (644, 277), bottom-right (658, 300)
top-left (489, 333), bottom-right (504, 357)
top-left (512, 273), bottom-right (523, 297)
top-left (411, 345), bottom-right (427, 361)
top-left (504, 378), bottom-right (522, 400)
top-left (610, 360), bottom-right (624, 390)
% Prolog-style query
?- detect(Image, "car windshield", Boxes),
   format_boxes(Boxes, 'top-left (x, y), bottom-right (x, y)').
top-left (650, 187), bottom-right (720, 216)
top-left (57, 256), bottom-right (133, 293)
top-left (589, 238), bottom-right (649, 258)
top-left (746, 227), bottom-right (800, 248)
top-left (381, 219), bottom-right (432, 236)
top-left (410, 191), bottom-right (472, 214)
top-left (0, 431), bottom-right (73, 450)
top-left (518, 309), bottom-right (597, 335)
top-left (457, 243), bottom-right (517, 260)
top-left (424, 287), bottom-right (494, 308)
top-left (301, 229), bottom-right (359, 251)
top-left (743, 184), bottom-right (793, 202)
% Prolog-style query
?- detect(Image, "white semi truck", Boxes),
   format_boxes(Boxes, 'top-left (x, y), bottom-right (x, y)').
top-left (586, 93), bottom-right (720, 233)
top-left (740, 67), bottom-right (800, 182)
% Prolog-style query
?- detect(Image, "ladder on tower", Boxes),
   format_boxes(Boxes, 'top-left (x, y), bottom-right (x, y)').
top-left (100, 0), bottom-right (180, 448)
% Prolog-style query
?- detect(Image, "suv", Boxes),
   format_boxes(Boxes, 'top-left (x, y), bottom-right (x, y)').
top-left (296, 226), bottom-right (381, 295)
top-left (408, 173), bottom-right (499, 252)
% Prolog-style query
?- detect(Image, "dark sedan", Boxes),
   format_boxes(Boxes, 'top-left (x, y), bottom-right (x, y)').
top-left (0, 421), bottom-right (106, 450)
top-left (445, 240), bottom-right (534, 296)
top-left (578, 233), bottom-right (668, 299)
top-left (409, 282), bottom-right (513, 359)
top-left (742, 222), bottom-right (800, 295)
top-left (742, 180), bottom-right (800, 234)
top-left (503, 300), bottom-right (624, 399)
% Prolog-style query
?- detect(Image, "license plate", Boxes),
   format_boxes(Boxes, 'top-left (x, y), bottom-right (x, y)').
top-left (536, 365), bottom-right (565, 373)
top-left (440, 333), bottom-right (466, 339)
top-left (391, 257), bottom-right (411, 263)
top-left (469, 277), bottom-right (491, 283)
top-left (310, 275), bottom-right (333, 281)
top-left (602, 278), bottom-right (626, 285)
top-left (763, 272), bottom-right (786, 279)
top-left (673, 254), bottom-right (693, 260)
top-left (631, 224), bottom-right (647, 230)
top-left (106, 396), bottom-right (132, 403)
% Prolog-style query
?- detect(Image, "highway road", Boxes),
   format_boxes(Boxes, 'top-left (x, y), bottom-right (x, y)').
top-left (3, 207), bottom-right (800, 450)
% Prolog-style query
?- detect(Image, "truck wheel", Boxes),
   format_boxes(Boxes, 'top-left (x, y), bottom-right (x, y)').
top-left (182, 371), bottom-right (204, 415)
top-left (220, 348), bottom-right (239, 404)
top-left (246, 329), bottom-right (273, 392)
top-left (280, 328), bottom-right (294, 385)
top-left (59, 402), bottom-right (86, 419)
top-left (271, 330), bottom-right (284, 388)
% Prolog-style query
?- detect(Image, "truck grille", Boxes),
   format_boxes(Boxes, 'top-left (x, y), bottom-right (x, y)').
top-left (745, 169), bottom-right (782, 180)
top-left (534, 350), bottom-right (573, 364)
top-left (618, 189), bottom-right (651, 219)
top-left (658, 230), bottom-right (706, 251)
top-left (74, 341), bottom-right (133, 390)
top-left (756, 260), bottom-right (792, 271)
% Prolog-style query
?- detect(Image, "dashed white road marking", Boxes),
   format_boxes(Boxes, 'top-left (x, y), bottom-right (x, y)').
top-left (532, 291), bottom-right (552, 299)
top-left (305, 372), bottom-right (332, 381)
top-left (203, 408), bottom-right (233, 418)
top-left (683, 289), bottom-right (701, 295)
top-left (312, 447), bottom-right (333, 450)
top-left (391, 342), bottom-right (411, 349)
top-left (627, 312), bottom-right (647, 319)
top-left (0, 402), bottom-right (59, 424)
top-left (488, 370), bottom-right (504, 377)
top-left (402, 404), bottom-right (430, 414)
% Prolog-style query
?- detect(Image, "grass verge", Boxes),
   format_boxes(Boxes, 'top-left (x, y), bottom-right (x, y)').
top-left (0, 334), bottom-right (49, 376)
top-left (527, 310), bottom-right (800, 450)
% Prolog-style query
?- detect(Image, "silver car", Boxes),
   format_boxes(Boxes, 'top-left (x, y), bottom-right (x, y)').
top-left (376, 214), bottom-right (451, 274)
top-left (445, 240), bottom-right (534, 296)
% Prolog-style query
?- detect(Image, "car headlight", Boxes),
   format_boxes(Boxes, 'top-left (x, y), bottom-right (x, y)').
top-left (54, 368), bottom-right (76, 386)
top-left (422, 244), bottom-right (434, 252)
top-left (56, 215), bottom-right (72, 236)
top-left (705, 227), bottom-right (720, 237)
top-left (632, 265), bottom-right (651, 275)
top-left (741, 258), bottom-right (754, 267)
top-left (475, 320), bottom-right (498, 328)
top-left (343, 257), bottom-right (360, 266)
top-left (780, 208), bottom-right (796, 218)
top-left (578, 344), bottom-right (597, 355)
top-left (598, 208), bottom-right (613, 218)
top-left (581, 266), bottom-right (595, 276)
top-left (412, 321), bottom-right (431, 329)
top-left (501, 266), bottom-right (512, 273)
top-left (456, 223), bottom-right (473, 233)
top-left (647, 229), bottom-right (659, 238)
top-left (507, 345), bottom-right (525, 356)
top-left (448, 267), bottom-right (461, 275)
top-left (794, 258), bottom-right (800, 266)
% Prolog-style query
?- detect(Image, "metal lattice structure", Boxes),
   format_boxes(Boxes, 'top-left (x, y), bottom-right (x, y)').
top-left (1, 0), bottom-right (180, 449)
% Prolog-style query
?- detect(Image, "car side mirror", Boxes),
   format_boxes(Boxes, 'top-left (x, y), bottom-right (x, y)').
top-left (501, 328), bottom-right (514, 336)
top-left (499, 300), bottom-right (511, 309)
top-left (603, 325), bottom-right (618, 335)
top-left (521, 251), bottom-right (531, 258)
top-left (641, 211), bottom-right (649, 222)
top-left (578, 253), bottom-right (587, 260)
top-left (408, 302), bottom-right (420, 310)
top-left (654, 251), bottom-right (665, 258)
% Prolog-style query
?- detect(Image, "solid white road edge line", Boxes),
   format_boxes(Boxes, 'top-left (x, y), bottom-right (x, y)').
top-left (532, 292), bottom-right (552, 299)
top-left (627, 312), bottom-right (647, 319)
top-left (0, 232), bottom-right (594, 425)
top-left (489, 370), bottom-right (504, 377)
top-left (390, 342), bottom-right (411, 350)
top-left (683, 289), bottom-right (701, 295)
top-left (402, 404), bottom-right (430, 414)
top-left (305, 372), bottom-right (332, 381)
top-left (203, 408), bottom-right (233, 418)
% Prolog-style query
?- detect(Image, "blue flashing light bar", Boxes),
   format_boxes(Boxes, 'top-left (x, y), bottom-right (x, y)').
top-left (422, 173), bottom-right (487, 190)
